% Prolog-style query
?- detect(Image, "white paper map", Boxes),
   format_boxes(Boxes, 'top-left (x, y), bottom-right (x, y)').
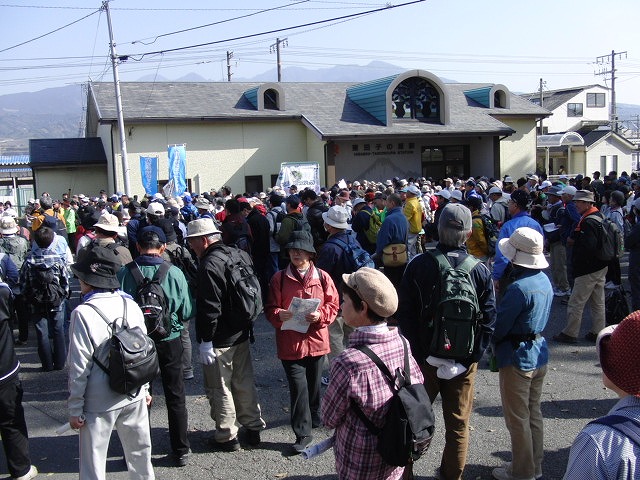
top-left (281, 297), bottom-right (321, 334)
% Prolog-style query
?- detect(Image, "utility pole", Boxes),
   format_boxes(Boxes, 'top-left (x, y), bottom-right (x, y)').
top-left (595, 49), bottom-right (627, 133)
top-left (538, 78), bottom-right (545, 134)
top-left (270, 37), bottom-right (288, 82)
top-left (226, 51), bottom-right (233, 82)
top-left (102, 0), bottom-right (131, 196)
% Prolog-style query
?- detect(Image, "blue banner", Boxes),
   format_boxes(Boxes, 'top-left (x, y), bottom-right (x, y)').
top-left (168, 144), bottom-right (187, 196)
top-left (140, 156), bottom-right (158, 195)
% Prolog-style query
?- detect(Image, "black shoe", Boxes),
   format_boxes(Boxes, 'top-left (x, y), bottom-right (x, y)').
top-left (585, 332), bottom-right (598, 343)
top-left (245, 429), bottom-right (261, 446)
top-left (553, 332), bottom-right (578, 344)
top-left (173, 449), bottom-right (191, 467)
top-left (183, 371), bottom-right (194, 381)
top-left (209, 437), bottom-right (241, 452)
top-left (293, 435), bottom-right (313, 453)
top-left (311, 415), bottom-right (322, 429)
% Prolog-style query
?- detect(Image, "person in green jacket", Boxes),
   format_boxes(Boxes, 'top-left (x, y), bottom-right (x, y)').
top-left (117, 225), bottom-right (194, 467)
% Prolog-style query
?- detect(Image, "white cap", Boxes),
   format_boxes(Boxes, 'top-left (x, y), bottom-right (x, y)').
top-left (560, 186), bottom-right (577, 197)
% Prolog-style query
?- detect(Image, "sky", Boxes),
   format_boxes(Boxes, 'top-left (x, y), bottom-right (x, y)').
top-left (1, 0), bottom-right (640, 110)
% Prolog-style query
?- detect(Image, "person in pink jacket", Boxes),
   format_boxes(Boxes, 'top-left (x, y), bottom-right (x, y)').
top-left (265, 230), bottom-right (339, 454)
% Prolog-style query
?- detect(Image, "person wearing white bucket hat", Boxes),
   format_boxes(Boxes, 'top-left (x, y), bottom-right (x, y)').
top-left (491, 227), bottom-right (553, 480)
top-left (185, 217), bottom-right (266, 452)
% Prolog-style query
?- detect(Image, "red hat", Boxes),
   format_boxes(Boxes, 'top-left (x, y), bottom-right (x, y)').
top-left (364, 192), bottom-right (375, 202)
top-left (597, 310), bottom-right (640, 397)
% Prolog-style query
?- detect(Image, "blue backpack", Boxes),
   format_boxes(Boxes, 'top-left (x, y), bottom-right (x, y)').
top-left (327, 235), bottom-right (375, 273)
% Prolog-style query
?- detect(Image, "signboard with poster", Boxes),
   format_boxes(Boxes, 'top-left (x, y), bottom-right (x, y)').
top-left (276, 162), bottom-right (320, 194)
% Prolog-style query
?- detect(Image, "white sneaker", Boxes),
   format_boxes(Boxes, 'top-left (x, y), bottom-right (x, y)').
top-left (14, 465), bottom-right (38, 480)
top-left (559, 288), bottom-right (572, 297)
top-left (494, 462), bottom-right (542, 480)
top-left (492, 466), bottom-right (535, 480)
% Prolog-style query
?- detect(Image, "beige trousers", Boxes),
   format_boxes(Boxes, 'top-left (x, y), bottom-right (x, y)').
top-left (563, 267), bottom-right (607, 338)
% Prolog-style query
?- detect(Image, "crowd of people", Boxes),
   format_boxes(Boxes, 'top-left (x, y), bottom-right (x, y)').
top-left (0, 168), bottom-right (639, 480)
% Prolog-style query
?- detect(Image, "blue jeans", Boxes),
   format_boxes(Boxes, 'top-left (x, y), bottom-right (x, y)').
top-left (33, 300), bottom-right (67, 371)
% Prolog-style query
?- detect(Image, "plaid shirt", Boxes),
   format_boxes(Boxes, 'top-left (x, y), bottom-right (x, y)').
top-left (322, 327), bottom-right (423, 480)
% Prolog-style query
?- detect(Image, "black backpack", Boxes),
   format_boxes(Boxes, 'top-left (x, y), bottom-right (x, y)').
top-left (126, 261), bottom-right (172, 342)
top-left (24, 260), bottom-right (68, 313)
top-left (165, 245), bottom-right (198, 294)
top-left (352, 337), bottom-right (435, 467)
top-left (210, 246), bottom-right (262, 342)
top-left (326, 235), bottom-right (375, 273)
top-left (426, 250), bottom-right (481, 360)
top-left (590, 215), bottom-right (623, 261)
top-left (87, 297), bottom-right (160, 396)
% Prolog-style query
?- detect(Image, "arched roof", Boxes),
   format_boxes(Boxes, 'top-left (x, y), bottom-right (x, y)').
top-left (537, 132), bottom-right (584, 147)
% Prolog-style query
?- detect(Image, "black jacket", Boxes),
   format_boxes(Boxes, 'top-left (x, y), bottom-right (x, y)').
top-left (0, 283), bottom-right (18, 385)
top-left (571, 211), bottom-right (609, 277)
top-left (195, 242), bottom-right (251, 347)
top-left (306, 200), bottom-right (329, 248)
top-left (396, 245), bottom-right (496, 367)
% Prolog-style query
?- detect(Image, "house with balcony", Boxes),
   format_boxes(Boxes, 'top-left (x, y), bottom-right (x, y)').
top-left (521, 85), bottom-right (636, 176)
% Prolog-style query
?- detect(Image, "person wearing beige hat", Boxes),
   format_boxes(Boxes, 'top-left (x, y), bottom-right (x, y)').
top-left (76, 213), bottom-right (132, 266)
top-left (554, 190), bottom-right (609, 344)
top-left (491, 227), bottom-right (553, 480)
top-left (0, 216), bottom-right (28, 270)
top-left (564, 311), bottom-right (640, 479)
top-left (185, 217), bottom-right (266, 452)
top-left (322, 267), bottom-right (430, 480)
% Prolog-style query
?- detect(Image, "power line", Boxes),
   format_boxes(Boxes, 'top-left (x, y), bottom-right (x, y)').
top-left (122, 0), bottom-right (426, 60)
top-left (0, 8), bottom-right (101, 54)
top-left (129, 0), bottom-right (311, 46)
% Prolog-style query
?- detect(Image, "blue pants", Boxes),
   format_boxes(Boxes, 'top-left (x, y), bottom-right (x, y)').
top-left (33, 301), bottom-right (67, 371)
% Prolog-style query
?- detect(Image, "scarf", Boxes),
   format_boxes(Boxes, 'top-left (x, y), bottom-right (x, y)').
top-left (575, 206), bottom-right (599, 231)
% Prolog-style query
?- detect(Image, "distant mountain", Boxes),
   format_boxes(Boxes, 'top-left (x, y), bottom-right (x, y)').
top-left (0, 62), bottom-right (637, 155)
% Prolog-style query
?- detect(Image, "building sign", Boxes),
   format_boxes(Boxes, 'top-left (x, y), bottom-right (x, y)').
top-left (351, 142), bottom-right (416, 157)
top-left (276, 162), bottom-right (320, 194)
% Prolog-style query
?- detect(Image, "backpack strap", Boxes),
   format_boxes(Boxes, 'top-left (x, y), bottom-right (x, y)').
top-left (588, 415), bottom-right (640, 447)
top-left (84, 297), bottom-right (127, 376)
top-left (127, 260), bottom-right (170, 286)
top-left (350, 336), bottom-right (411, 435)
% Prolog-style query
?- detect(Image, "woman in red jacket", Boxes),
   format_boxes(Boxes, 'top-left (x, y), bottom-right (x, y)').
top-left (265, 230), bottom-right (339, 453)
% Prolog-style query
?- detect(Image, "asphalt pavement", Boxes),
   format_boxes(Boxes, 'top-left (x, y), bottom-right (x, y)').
top-left (3, 252), bottom-right (632, 480)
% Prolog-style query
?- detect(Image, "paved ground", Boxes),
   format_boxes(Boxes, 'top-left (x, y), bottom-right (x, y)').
top-left (2, 253), bottom-right (632, 480)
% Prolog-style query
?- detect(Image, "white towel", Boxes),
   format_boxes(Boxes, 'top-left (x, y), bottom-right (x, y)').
top-left (426, 356), bottom-right (468, 380)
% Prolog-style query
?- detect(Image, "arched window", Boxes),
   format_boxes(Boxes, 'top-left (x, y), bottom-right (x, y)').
top-left (264, 89), bottom-right (279, 110)
top-left (391, 77), bottom-right (440, 122)
top-left (494, 90), bottom-right (506, 108)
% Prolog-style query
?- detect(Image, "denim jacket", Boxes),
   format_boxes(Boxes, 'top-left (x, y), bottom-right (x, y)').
top-left (493, 267), bottom-right (553, 371)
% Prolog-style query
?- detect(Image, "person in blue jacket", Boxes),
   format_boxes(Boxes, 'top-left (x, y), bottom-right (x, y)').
top-left (491, 227), bottom-right (553, 480)
top-left (373, 193), bottom-right (408, 289)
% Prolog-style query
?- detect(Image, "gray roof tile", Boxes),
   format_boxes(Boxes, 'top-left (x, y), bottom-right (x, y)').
top-left (90, 80), bottom-right (549, 139)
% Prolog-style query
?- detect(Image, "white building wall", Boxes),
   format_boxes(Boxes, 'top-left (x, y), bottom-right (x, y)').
top-left (586, 139), bottom-right (633, 175)
top-left (498, 117), bottom-right (538, 177)
top-left (107, 121), bottom-right (308, 196)
top-left (34, 166), bottom-right (108, 199)
top-left (544, 86), bottom-right (610, 133)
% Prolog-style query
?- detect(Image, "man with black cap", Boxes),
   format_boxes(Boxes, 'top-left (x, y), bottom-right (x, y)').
top-left (67, 247), bottom-right (154, 479)
top-left (185, 218), bottom-right (266, 451)
top-left (117, 226), bottom-right (194, 466)
top-left (492, 189), bottom-right (543, 296)
top-left (397, 203), bottom-right (495, 480)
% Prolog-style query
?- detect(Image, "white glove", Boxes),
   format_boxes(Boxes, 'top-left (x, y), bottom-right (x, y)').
top-left (199, 341), bottom-right (216, 365)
